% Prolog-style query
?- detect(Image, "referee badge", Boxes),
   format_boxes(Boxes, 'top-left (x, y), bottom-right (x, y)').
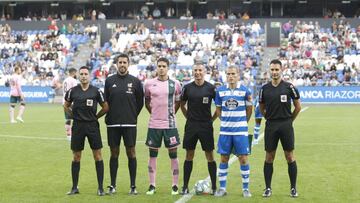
top-left (280, 95), bottom-right (287, 102)
top-left (86, 99), bottom-right (94, 106)
top-left (202, 97), bottom-right (209, 104)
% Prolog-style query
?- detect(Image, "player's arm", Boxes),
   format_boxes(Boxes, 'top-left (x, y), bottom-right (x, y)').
top-left (136, 80), bottom-right (144, 115)
top-left (64, 100), bottom-right (73, 117)
top-left (246, 95), bottom-right (253, 122)
top-left (175, 100), bottom-right (181, 113)
top-left (97, 101), bottom-right (109, 119)
top-left (212, 106), bottom-right (221, 121)
top-left (180, 101), bottom-right (187, 118)
top-left (259, 103), bottom-right (266, 117)
top-left (292, 99), bottom-right (301, 121)
top-left (145, 98), bottom-right (151, 113)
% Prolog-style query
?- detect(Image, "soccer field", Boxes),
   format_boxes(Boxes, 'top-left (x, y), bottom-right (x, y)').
top-left (0, 103), bottom-right (359, 203)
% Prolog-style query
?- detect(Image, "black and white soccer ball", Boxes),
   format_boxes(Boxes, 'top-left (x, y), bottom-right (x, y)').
top-left (194, 180), bottom-right (211, 195)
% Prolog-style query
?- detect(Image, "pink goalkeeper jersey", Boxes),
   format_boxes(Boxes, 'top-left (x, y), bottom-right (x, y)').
top-left (144, 77), bottom-right (181, 129)
top-left (62, 76), bottom-right (78, 104)
top-left (10, 74), bottom-right (23, 97)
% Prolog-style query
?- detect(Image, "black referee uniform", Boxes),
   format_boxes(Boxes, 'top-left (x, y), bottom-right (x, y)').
top-left (180, 80), bottom-right (217, 192)
top-left (64, 84), bottom-right (106, 151)
top-left (181, 81), bottom-right (216, 151)
top-left (259, 80), bottom-right (300, 152)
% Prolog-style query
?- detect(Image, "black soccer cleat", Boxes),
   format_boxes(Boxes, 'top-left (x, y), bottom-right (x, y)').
top-left (106, 185), bottom-right (116, 195)
top-left (67, 187), bottom-right (79, 195)
top-left (290, 188), bottom-right (298, 198)
top-left (180, 187), bottom-right (189, 195)
top-left (262, 188), bottom-right (272, 197)
top-left (97, 188), bottom-right (105, 196)
top-left (129, 186), bottom-right (138, 195)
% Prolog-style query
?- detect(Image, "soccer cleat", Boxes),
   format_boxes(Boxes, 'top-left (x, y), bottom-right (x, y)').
top-left (214, 188), bottom-right (227, 197)
top-left (16, 116), bottom-right (24, 123)
top-left (129, 186), bottom-right (138, 195)
top-left (210, 189), bottom-right (216, 195)
top-left (171, 185), bottom-right (179, 195)
top-left (10, 120), bottom-right (17, 124)
top-left (262, 188), bottom-right (272, 197)
top-left (290, 188), bottom-right (298, 198)
top-left (180, 187), bottom-right (189, 195)
top-left (146, 185), bottom-right (156, 195)
top-left (97, 188), bottom-right (105, 196)
top-left (67, 187), bottom-right (79, 195)
top-left (243, 189), bottom-right (252, 198)
top-left (106, 185), bottom-right (116, 195)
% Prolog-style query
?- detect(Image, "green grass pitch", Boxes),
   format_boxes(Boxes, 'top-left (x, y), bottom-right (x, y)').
top-left (0, 103), bottom-right (359, 203)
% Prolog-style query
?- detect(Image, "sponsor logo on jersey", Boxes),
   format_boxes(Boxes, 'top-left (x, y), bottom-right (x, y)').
top-left (225, 98), bottom-right (238, 110)
top-left (112, 84), bottom-right (117, 87)
top-left (280, 95), bottom-right (287, 102)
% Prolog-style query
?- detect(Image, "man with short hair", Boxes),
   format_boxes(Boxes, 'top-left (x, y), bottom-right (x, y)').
top-left (9, 66), bottom-right (25, 123)
top-left (213, 65), bottom-right (253, 198)
top-left (64, 66), bottom-right (109, 196)
top-left (62, 68), bottom-right (78, 141)
top-left (104, 53), bottom-right (144, 195)
top-left (180, 63), bottom-right (217, 195)
top-left (259, 59), bottom-right (301, 198)
top-left (144, 57), bottom-right (182, 195)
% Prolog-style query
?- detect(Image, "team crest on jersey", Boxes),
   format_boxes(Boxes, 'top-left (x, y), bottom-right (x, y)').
top-left (280, 95), bottom-right (287, 102)
top-left (126, 83), bottom-right (133, 94)
top-left (225, 98), bottom-right (239, 110)
top-left (202, 97), bottom-right (209, 104)
top-left (86, 99), bottom-right (93, 106)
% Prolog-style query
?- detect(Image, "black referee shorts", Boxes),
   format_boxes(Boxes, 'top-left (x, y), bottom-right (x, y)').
top-left (183, 121), bottom-right (214, 151)
top-left (264, 119), bottom-right (294, 152)
top-left (71, 121), bottom-right (102, 151)
top-left (107, 127), bottom-right (137, 148)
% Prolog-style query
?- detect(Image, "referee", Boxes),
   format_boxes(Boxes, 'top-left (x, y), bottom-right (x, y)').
top-left (64, 66), bottom-right (109, 196)
top-left (180, 63), bottom-right (217, 195)
top-left (104, 53), bottom-right (144, 195)
top-left (259, 59), bottom-right (301, 198)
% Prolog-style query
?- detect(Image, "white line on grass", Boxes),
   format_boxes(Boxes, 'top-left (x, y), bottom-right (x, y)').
top-left (175, 106), bottom-right (309, 203)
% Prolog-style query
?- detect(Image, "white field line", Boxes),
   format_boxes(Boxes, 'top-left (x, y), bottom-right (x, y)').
top-left (175, 106), bottom-right (309, 203)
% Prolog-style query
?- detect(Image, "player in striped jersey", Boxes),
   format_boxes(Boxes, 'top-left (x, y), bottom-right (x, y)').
top-left (213, 66), bottom-right (253, 197)
top-left (62, 68), bottom-right (78, 141)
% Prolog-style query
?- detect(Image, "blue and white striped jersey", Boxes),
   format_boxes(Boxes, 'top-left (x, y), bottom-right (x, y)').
top-left (214, 83), bottom-right (252, 136)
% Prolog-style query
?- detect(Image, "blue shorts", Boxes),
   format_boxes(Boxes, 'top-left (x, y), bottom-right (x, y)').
top-left (217, 135), bottom-right (250, 155)
top-left (254, 105), bottom-right (263, 119)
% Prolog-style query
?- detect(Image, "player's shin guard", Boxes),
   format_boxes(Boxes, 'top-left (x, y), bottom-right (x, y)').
top-left (71, 161), bottom-right (80, 189)
top-left (264, 162), bottom-right (273, 189)
top-left (288, 161), bottom-right (297, 189)
top-left (169, 152), bottom-right (179, 186)
top-left (9, 106), bottom-right (15, 122)
top-left (218, 163), bottom-right (228, 190)
top-left (208, 161), bottom-right (217, 190)
top-left (254, 124), bottom-right (260, 140)
top-left (65, 124), bottom-right (72, 137)
top-left (128, 157), bottom-right (137, 187)
top-left (109, 157), bottom-right (118, 187)
top-left (18, 104), bottom-right (25, 118)
top-left (183, 160), bottom-right (193, 188)
top-left (240, 164), bottom-right (250, 190)
top-left (95, 160), bottom-right (104, 189)
top-left (148, 149), bottom-right (158, 186)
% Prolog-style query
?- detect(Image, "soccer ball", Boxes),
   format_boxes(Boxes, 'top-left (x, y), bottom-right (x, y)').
top-left (194, 180), bottom-right (211, 195)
